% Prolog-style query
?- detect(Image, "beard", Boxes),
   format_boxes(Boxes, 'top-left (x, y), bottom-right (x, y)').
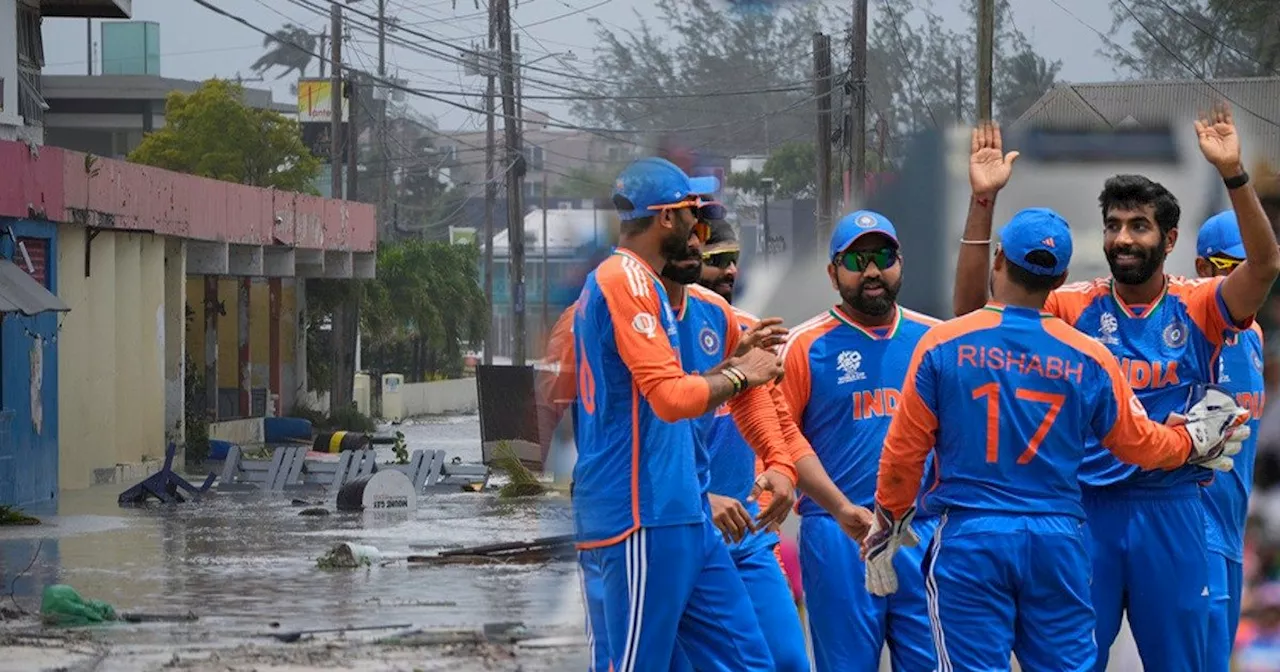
top-left (662, 258), bottom-right (703, 284)
top-left (699, 273), bottom-right (735, 302)
top-left (1106, 239), bottom-right (1167, 285)
top-left (660, 223), bottom-right (692, 262)
top-left (840, 276), bottom-right (901, 317)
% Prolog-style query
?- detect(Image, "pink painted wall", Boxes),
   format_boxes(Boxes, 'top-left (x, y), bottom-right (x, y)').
top-left (0, 140), bottom-right (375, 252)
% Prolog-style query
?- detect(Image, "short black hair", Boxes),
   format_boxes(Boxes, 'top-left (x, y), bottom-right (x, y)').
top-left (1098, 174), bottom-right (1181, 234)
top-left (613, 194), bottom-right (655, 236)
top-left (1005, 249), bottom-right (1066, 293)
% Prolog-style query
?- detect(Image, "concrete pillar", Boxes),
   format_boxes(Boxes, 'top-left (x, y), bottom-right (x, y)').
top-left (163, 238), bottom-right (186, 449)
top-left (203, 276), bottom-right (218, 419)
top-left (238, 277), bottom-right (251, 417)
top-left (269, 277), bottom-right (282, 416)
top-left (293, 280), bottom-right (308, 412)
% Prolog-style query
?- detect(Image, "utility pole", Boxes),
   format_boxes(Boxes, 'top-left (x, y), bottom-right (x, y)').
top-left (346, 79), bottom-right (359, 202)
top-left (541, 173), bottom-right (549, 342)
top-left (954, 56), bottom-right (964, 123)
top-left (376, 0), bottom-right (389, 241)
top-left (814, 32), bottom-right (834, 252)
top-left (318, 31), bottom-right (328, 78)
top-left (482, 3), bottom-right (497, 366)
top-left (977, 0), bottom-right (994, 121)
top-left (86, 20), bottom-right (92, 75)
top-left (761, 177), bottom-right (774, 258)
top-left (498, 0), bottom-right (527, 366)
top-left (329, 3), bottom-right (343, 199)
top-left (851, 0), bottom-right (868, 204)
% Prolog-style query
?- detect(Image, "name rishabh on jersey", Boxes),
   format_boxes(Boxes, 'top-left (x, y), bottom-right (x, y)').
top-left (571, 249), bottom-right (710, 548)
top-left (1204, 323), bottom-right (1266, 561)
top-left (779, 304), bottom-right (941, 516)
top-left (1044, 275), bottom-right (1242, 489)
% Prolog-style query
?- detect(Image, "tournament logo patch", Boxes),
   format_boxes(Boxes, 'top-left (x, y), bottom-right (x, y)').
top-left (699, 326), bottom-right (721, 356)
top-left (856, 214), bottom-right (877, 229)
top-left (1162, 320), bottom-right (1188, 348)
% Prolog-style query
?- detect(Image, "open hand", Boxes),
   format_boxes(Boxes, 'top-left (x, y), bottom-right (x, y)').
top-left (970, 121), bottom-right (1019, 197)
top-left (1195, 103), bottom-right (1243, 174)
top-left (736, 317), bottom-right (788, 356)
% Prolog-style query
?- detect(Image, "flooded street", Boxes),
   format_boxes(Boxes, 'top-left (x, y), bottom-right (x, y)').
top-left (0, 414), bottom-right (589, 671)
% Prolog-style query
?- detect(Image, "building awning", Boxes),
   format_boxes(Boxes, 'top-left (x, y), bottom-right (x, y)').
top-left (0, 259), bottom-right (69, 316)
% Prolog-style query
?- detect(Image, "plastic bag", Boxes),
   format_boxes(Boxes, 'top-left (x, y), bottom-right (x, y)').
top-left (40, 584), bottom-right (117, 626)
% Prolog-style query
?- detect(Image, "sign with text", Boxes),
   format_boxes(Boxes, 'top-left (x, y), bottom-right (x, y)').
top-left (296, 78), bottom-right (348, 123)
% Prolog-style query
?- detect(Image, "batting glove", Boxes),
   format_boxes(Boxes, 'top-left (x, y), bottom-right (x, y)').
top-left (863, 505), bottom-right (920, 597)
top-left (1174, 384), bottom-right (1251, 472)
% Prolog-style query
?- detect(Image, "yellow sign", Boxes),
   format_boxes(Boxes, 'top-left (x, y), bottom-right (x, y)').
top-left (297, 78), bottom-right (348, 123)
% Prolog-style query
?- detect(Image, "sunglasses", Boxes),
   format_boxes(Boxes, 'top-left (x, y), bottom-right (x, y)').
top-left (649, 196), bottom-right (717, 243)
top-left (838, 247), bottom-right (899, 272)
top-left (1208, 255), bottom-right (1243, 271)
top-left (702, 250), bottom-right (740, 269)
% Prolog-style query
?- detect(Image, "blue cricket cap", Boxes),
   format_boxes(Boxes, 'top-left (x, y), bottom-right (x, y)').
top-left (1197, 210), bottom-right (1245, 259)
top-left (829, 210), bottom-right (899, 260)
top-left (999, 207), bottom-right (1072, 276)
top-left (611, 157), bottom-right (719, 221)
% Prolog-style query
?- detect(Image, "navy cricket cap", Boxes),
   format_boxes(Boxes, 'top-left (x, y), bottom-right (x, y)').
top-left (705, 219), bottom-right (737, 247)
top-left (1197, 210), bottom-right (1245, 259)
top-left (612, 157), bottom-right (719, 221)
top-left (829, 210), bottom-right (899, 260)
top-left (998, 207), bottom-right (1072, 276)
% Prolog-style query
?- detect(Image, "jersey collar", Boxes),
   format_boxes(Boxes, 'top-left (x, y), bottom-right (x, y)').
top-left (829, 304), bottom-right (901, 340)
top-left (1108, 276), bottom-right (1168, 319)
top-left (982, 302), bottom-right (1053, 318)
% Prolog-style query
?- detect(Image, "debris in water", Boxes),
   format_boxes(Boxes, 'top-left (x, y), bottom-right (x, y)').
top-left (491, 441), bottom-right (546, 499)
top-left (40, 585), bottom-right (117, 627)
top-left (316, 542), bottom-right (381, 569)
top-left (299, 507), bottom-right (330, 517)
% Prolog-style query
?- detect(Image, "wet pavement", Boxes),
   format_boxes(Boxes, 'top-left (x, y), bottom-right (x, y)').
top-left (0, 413), bottom-right (589, 671)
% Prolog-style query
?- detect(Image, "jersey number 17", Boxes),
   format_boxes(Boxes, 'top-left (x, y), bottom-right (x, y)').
top-left (972, 383), bottom-right (1065, 465)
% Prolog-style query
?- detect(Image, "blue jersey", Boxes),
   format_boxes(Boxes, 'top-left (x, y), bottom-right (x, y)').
top-left (780, 305), bottom-right (941, 516)
top-left (1204, 324), bottom-right (1265, 562)
top-left (672, 284), bottom-right (743, 496)
top-left (1045, 276), bottom-right (1238, 490)
top-left (876, 304), bottom-right (1195, 520)
top-left (571, 249), bottom-right (715, 547)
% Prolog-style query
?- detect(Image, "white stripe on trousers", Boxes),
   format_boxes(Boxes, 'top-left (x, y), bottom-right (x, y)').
top-left (925, 516), bottom-right (953, 672)
top-left (620, 529), bottom-right (649, 672)
top-left (578, 556), bottom-right (598, 672)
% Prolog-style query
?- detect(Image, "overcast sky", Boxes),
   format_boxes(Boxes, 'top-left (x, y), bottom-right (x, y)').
top-left (40, 0), bottom-right (1123, 132)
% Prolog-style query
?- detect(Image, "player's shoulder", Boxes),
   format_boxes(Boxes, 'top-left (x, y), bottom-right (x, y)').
top-left (687, 283), bottom-right (731, 310)
top-left (899, 307), bottom-right (943, 329)
top-left (594, 254), bottom-right (657, 299)
top-left (1037, 313), bottom-right (1114, 367)
top-left (915, 307), bottom-right (1003, 350)
top-left (728, 303), bottom-right (760, 328)
top-left (781, 311), bottom-right (839, 359)
top-left (1051, 277), bottom-right (1109, 304)
top-left (1166, 274), bottom-right (1221, 299)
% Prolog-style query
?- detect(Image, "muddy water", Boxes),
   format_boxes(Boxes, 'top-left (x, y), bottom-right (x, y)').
top-left (0, 414), bottom-right (584, 650)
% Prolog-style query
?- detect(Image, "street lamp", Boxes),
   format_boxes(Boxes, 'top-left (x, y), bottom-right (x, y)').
top-left (760, 177), bottom-right (775, 258)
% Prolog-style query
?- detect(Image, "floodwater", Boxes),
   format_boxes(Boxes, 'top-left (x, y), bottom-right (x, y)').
top-left (0, 413), bottom-right (588, 668)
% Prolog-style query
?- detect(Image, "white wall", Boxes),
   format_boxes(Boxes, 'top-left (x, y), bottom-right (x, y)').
top-left (398, 378), bottom-right (478, 417)
top-left (0, 0), bottom-right (22, 134)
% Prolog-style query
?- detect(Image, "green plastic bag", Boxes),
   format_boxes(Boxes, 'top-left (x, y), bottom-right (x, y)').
top-left (40, 584), bottom-right (117, 626)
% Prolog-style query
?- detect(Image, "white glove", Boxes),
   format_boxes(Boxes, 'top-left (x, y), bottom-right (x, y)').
top-left (1171, 384), bottom-right (1251, 472)
top-left (863, 505), bottom-right (920, 597)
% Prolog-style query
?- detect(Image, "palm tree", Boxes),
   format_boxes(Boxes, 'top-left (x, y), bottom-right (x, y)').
top-left (250, 24), bottom-right (317, 81)
top-left (997, 50), bottom-right (1061, 124)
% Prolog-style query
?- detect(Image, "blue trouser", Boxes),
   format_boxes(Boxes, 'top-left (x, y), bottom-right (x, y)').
top-left (800, 514), bottom-right (937, 672)
top-left (579, 521), bottom-right (774, 672)
top-left (1084, 485), bottom-right (1210, 672)
top-left (1208, 551), bottom-right (1245, 672)
top-left (579, 551), bottom-right (611, 672)
top-left (924, 511), bottom-right (1096, 671)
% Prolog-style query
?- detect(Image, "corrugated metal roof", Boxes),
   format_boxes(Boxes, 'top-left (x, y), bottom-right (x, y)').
top-left (1012, 77), bottom-right (1280, 166)
top-left (0, 259), bottom-right (69, 316)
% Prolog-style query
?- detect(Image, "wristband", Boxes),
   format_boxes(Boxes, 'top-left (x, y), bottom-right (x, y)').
top-left (1224, 171), bottom-right (1250, 190)
top-left (721, 366), bottom-right (747, 393)
top-left (960, 238), bottom-right (991, 245)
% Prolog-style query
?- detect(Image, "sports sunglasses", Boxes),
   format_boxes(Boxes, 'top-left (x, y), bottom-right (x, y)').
top-left (649, 196), bottom-right (717, 243)
top-left (838, 247), bottom-right (899, 272)
top-left (702, 249), bottom-right (740, 269)
top-left (1207, 255), bottom-right (1243, 271)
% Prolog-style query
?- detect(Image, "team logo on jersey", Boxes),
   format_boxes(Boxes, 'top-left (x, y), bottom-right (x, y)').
top-left (1163, 320), bottom-right (1188, 349)
top-left (856, 214), bottom-right (877, 228)
top-left (1219, 356), bottom-right (1231, 383)
top-left (1096, 313), bottom-right (1119, 345)
top-left (699, 326), bottom-right (721, 355)
top-left (837, 350), bottom-right (867, 383)
top-left (632, 312), bottom-right (658, 339)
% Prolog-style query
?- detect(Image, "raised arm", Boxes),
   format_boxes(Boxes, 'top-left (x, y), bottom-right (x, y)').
top-left (954, 122), bottom-right (1020, 316)
top-left (1198, 104), bottom-right (1280, 323)
top-left (874, 342), bottom-right (939, 519)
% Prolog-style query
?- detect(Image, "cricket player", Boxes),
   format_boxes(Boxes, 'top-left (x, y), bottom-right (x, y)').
top-left (572, 157), bottom-right (790, 671)
top-left (952, 107), bottom-right (1280, 670)
top-left (1197, 210), bottom-right (1268, 670)
top-left (779, 209), bottom-right (941, 672)
top-left (868, 206), bottom-right (1251, 671)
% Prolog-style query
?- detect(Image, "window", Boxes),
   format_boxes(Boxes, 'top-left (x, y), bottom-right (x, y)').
top-left (607, 145), bottom-right (631, 163)
top-left (522, 145), bottom-right (544, 171)
top-left (437, 145), bottom-right (457, 163)
top-left (17, 238), bottom-right (48, 287)
top-left (16, 2), bottom-right (46, 126)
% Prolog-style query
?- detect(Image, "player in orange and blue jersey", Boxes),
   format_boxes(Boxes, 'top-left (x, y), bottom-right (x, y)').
top-left (778, 210), bottom-right (941, 672)
top-left (871, 207), bottom-right (1251, 671)
top-left (572, 157), bottom-right (792, 671)
top-left (1197, 210), bottom-right (1269, 671)
top-left (954, 108), bottom-right (1280, 670)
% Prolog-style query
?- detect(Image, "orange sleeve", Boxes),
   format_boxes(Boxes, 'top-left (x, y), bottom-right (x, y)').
top-left (770, 382), bottom-right (816, 462)
top-left (875, 338), bottom-right (939, 518)
top-left (1094, 344), bottom-right (1192, 470)
top-left (1043, 283), bottom-right (1096, 326)
top-left (535, 305), bottom-right (578, 462)
top-left (779, 332), bottom-right (815, 425)
top-left (599, 264), bottom-right (711, 422)
top-left (1180, 276), bottom-right (1249, 346)
top-left (728, 385), bottom-right (798, 486)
